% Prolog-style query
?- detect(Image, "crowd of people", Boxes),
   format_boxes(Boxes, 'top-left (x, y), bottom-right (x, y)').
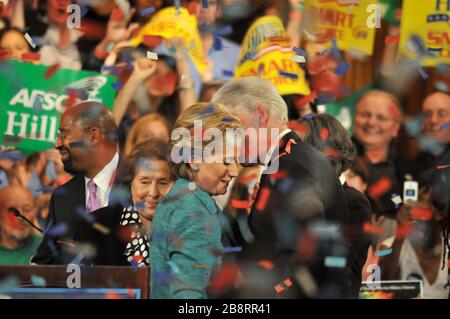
top-left (0, 0), bottom-right (449, 299)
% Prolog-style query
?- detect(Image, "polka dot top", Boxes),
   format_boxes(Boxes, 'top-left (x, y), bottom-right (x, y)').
top-left (120, 205), bottom-right (150, 267)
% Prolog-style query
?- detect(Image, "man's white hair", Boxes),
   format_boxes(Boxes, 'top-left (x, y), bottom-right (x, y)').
top-left (212, 77), bottom-right (289, 124)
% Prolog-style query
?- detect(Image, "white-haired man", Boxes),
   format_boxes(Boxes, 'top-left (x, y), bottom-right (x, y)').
top-left (212, 77), bottom-right (351, 298)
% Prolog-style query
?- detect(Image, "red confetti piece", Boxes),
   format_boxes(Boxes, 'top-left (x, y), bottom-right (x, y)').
top-left (238, 173), bottom-right (258, 185)
top-left (45, 63), bottom-right (60, 79)
top-left (274, 284), bottom-right (284, 293)
top-left (133, 255), bottom-right (144, 263)
top-left (388, 103), bottom-right (401, 120)
top-left (270, 170), bottom-right (288, 181)
top-left (284, 278), bottom-right (293, 287)
top-left (385, 35), bottom-right (399, 44)
top-left (289, 121), bottom-right (309, 135)
top-left (363, 222), bottom-right (385, 235)
top-left (210, 263), bottom-right (240, 294)
top-left (257, 260), bottom-right (273, 270)
top-left (6, 211), bottom-right (20, 228)
top-left (21, 52), bottom-right (40, 61)
top-left (205, 224), bottom-right (211, 235)
top-left (410, 207), bottom-right (433, 221)
top-left (368, 177), bottom-right (392, 199)
top-left (126, 288), bottom-right (136, 298)
top-left (285, 139), bottom-right (297, 154)
top-left (436, 165), bottom-right (450, 170)
top-left (323, 148), bottom-right (340, 158)
top-left (66, 90), bottom-right (78, 108)
top-left (297, 91), bottom-right (318, 107)
top-left (396, 223), bottom-right (413, 239)
top-left (320, 128), bottom-right (329, 140)
top-left (256, 187), bottom-right (271, 212)
top-left (143, 35), bottom-right (162, 47)
top-left (106, 292), bottom-right (122, 299)
top-left (231, 199), bottom-right (249, 209)
top-left (111, 8), bottom-right (124, 21)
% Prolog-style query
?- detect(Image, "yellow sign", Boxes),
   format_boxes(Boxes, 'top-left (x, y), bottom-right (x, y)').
top-left (234, 16), bottom-right (310, 96)
top-left (303, 0), bottom-right (377, 56)
top-left (399, 0), bottom-right (450, 66)
top-left (131, 7), bottom-right (207, 73)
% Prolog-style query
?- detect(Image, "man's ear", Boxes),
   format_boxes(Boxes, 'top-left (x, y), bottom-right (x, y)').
top-left (392, 121), bottom-right (401, 138)
top-left (255, 105), bottom-right (270, 127)
top-left (86, 127), bottom-right (102, 146)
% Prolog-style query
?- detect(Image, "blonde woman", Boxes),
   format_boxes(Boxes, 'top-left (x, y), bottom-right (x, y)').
top-left (150, 102), bottom-right (242, 299)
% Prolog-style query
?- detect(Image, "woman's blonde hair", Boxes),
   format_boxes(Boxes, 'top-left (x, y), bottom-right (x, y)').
top-left (170, 102), bottom-right (242, 181)
top-left (124, 113), bottom-right (171, 156)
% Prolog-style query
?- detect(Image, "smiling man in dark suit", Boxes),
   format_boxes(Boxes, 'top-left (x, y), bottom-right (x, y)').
top-left (212, 77), bottom-right (351, 298)
top-left (31, 101), bottom-right (128, 265)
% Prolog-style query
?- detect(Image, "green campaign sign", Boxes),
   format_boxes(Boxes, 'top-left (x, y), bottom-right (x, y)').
top-left (321, 84), bottom-right (373, 134)
top-left (0, 61), bottom-right (117, 153)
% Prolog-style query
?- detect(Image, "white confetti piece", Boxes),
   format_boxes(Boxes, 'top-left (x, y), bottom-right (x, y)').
top-left (291, 55), bottom-right (306, 63)
top-left (147, 51), bottom-right (158, 60)
top-left (391, 195), bottom-right (402, 205)
top-left (24, 32), bottom-right (36, 48)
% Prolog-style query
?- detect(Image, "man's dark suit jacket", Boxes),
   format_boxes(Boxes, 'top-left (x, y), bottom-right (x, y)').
top-left (239, 131), bottom-right (351, 298)
top-left (31, 167), bottom-right (131, 266)
top-left (343, 184), bottom-right (372, 297)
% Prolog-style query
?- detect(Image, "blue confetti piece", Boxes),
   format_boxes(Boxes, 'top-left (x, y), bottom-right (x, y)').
top-left (112, 82), bottom-right (123, 91)
top-left (168, 261), bottom-right (181, 274)
top-left (46, 223), bottom-right (68, 237)
top-left (319, 49), bottom-right (332, 55)
top-left (169, 46), bottom-right (177, 55)
top-left (135, 201), bottom-right (145, 210)
top-left (440, 122), bottom-right (450, 130)
top-left (36, 186), bottom-right (53, 194)
top-left (335, 61), bottom-right (349, 75)
top-left (76, 206), bottom-right (95, 224)
top-left (31, 275), bottom-right (46, 287)
top-left (417, 67), bottom-right (429, 79)
top-left (69, 253), bottom-right (85, 265)
top-left (222, 70), bottom-right (234, 77)
top-left (302, 113), bottom-right (315, 119)
top-left (324, 256), bottom-right (346, 268)
top-left (222, 117), bottom-right (234, 123)
top-left (427, 47), bottom-right (443, 53)
top-left (376, 248), bottom-right (393, 257)
top-left (68, 140), bottom-right (86, 148)
top-left (292, 47), bottom-right (308, 57)
top-left (331, 39), bottom-right (341, 60)
top-left (0, 151), bottom-right (23, 162)
top-left (213, 37), bottom-right (223, 51)
top-left (80, 5), bottom-right (89, 17)
top-left (223, 247), bottom-right (242, 253)
top-left (130, 258), bottom-right (139, 271)
top-left (200, 104), bottom-right (216, 116)
top-left (140, 6), bottom-right (155, 16)
top-left (278, 177), bottom-right (295, 193)
top-left (257, 63), bottom-right (264, 76)
top-left (0, 276), bottom-right (19, 293)
top-left (201, 0), bottom-right (209, 8)
top-left (215, 25), bottom-right (233, 36)
top-left (279, 70), bottom-right (298, 80)
top-left (175, 0), bottom-right (181, 13)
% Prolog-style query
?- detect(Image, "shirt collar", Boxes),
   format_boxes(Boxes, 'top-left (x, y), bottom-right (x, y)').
top-left (264, 128), bottom-right (292, 167)
top-left (339, 174), bottom-right (346, 186)
top-left (85, 152), bottom-right (119, 193)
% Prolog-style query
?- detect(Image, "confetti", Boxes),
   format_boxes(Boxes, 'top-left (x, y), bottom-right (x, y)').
top-left (440, 122), bottom-right (450, 130)
top-left (257, 260), bottom-right (273, 270)
top-left (376, 248), bottom-right (393, 257)
top-left (147, 51), bottom-right (158, 60)
top-left (291, 55), bottom-right (306, 63)
top-left (391, 194), bottom-right (402, 205)
top-left (368, 177), bottom-right (392, 199)
top-left (385, 35), bottom-right (400, 44)
top-left (44, 63), bottom-right (60, 79)
top-left (31, 275), bottom-right (46, 287)
top-left (279, 70), bottom-right (299, 80)
top-left (363, 222), bottom-right (385, 235)
top-left (6, 211), bottom-right (20, 228)
top-left (331, 39), bottom-right (341, 60)
top-left (140, 6), bottom-right (156, 16)
top-left (0, 151), bottom-right (23, 162)
top-left (410, 207), bottom-right (433, 221)
top-left (222, 70), bottom-right (234, 77)
top-left (210, 264), bottom-right (239, 294)
top-left (256, 187), bottom-right (271, 211)
top-left (106, 292), bottom-right (122, 299)
top-left (215, 25), bottom-right (233, 36)
top-left (335, 61), bottom-right (349, 75)
top-left (324, 256), bottom-right (347, 268)
top-left (274, 278), bottom-right (293, 294)
top-left (223, 247), bottom-right (242, 253)
top-left (112, 82), bottom-right (123, 91)
top-left (231, 199), bottom-right (249, 209)
top-left (92, 222), bottom-right (110, 235)
top-left (201, 0), bottom-right (209, 8)
top-left (417, 67), bottom-right (429, 79)
top-left (436, 164), bottom-right (450, 170)
top-left (427, 47), bottom-right (443, 53)
top-left (111, 8), bottom-right (124, 21)
top-left (213, 37), bottom-right (223, 51)
top-left (21, 52), bottom-right (40, 61)
top-left (320, 128), bottom-right (329, 140)
top-left (175, 0), bottom-right (181, 14)
top-left (46, 223), bottom-right (68, 237)
top-left (396, 223), bottom-right (413, 239)
top-left (297, 91), bottom-right (318, 106)
top-left (24, 32), bottom-right (36, 48)
top-left (292, 47), bottom-right (308, 56)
